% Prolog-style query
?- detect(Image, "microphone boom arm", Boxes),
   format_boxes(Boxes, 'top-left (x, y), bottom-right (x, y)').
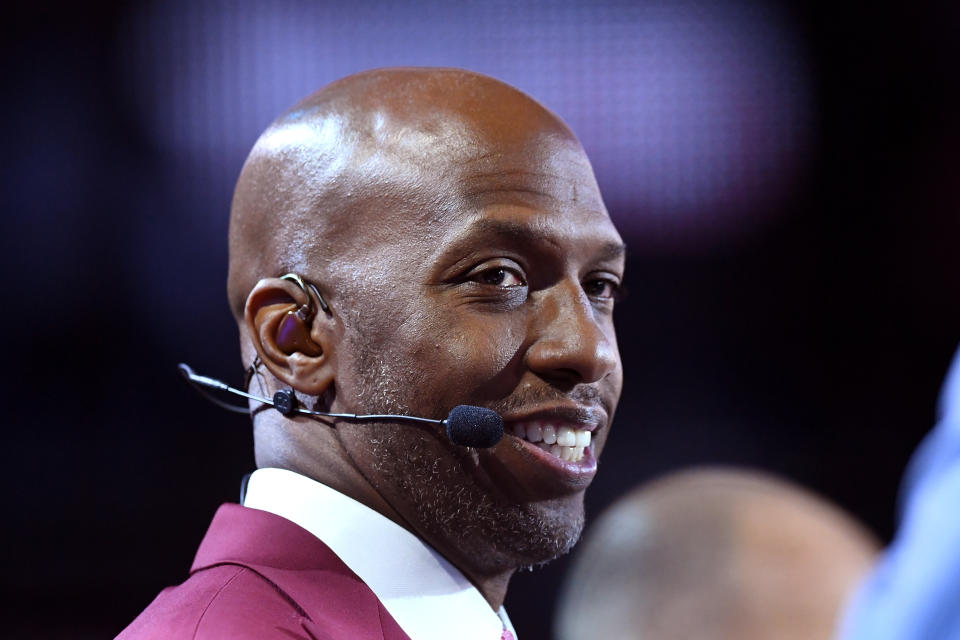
top-left (177, 363), bottom-right (445, 425)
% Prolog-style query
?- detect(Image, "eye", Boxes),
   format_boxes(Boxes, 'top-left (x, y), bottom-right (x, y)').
top-left (468, 264), bottom-right (526, 288)
top-left (583, 276), bottom-right (622, 301)
top-left (453, 260), bottom-right (529, 308)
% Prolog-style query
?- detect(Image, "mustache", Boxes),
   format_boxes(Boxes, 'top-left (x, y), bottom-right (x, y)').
top-left (491, 385), bottom-right (613, 419)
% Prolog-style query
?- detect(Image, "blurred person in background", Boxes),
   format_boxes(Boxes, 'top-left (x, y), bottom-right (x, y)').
top-left (555, 468), bottom-right (879, 640)
top-left (838, 344), bottom-right (960, 640)
top-left (117, 67), bottom-right (625, 640)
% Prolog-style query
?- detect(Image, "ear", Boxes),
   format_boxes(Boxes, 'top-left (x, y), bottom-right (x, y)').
top-left (244, 277), bottom-right (336, 396)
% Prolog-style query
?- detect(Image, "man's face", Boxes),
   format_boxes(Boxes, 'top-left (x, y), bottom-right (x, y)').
top-left (326, 127), bottom-right (624, 572)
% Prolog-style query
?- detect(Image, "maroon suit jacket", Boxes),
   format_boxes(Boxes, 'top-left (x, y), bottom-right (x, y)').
top-left (117, 504), bottom-right (411, 640)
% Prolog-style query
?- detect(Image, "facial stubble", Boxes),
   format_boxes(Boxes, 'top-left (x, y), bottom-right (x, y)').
top-left (345, 330), bottom-right (586, 573)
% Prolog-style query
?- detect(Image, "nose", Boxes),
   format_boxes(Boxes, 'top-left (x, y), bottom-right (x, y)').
top-left (524, 280), bottom-right (620, 386)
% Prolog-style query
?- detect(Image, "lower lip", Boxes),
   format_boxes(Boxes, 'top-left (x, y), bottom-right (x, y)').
top-left (509, 434), bottom-right (598, 488)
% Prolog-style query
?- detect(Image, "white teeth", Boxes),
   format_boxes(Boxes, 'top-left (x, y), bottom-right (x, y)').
top-left (526, 422), bottom-right (543, 443)
top-left (542, 442), bottom-right (586, 462)
top-left (542, 425), bottom-right (557, 444)
top-left (576, 430), bottom-right (591, 447)
top-left (511, 422), bottom-right (592, 463)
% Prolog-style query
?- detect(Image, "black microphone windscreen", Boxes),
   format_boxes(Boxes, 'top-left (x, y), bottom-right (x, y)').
top-left (445, 405), bottom-right (504, 448)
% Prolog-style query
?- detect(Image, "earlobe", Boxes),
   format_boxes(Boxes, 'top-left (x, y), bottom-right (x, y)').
top-left (244, 277), bottom-right (335, 397)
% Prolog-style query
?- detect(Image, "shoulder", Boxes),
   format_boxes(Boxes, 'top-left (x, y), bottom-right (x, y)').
top-left (118, 503), bottom-right (411, 640)
top-left (116, 564), bottom-right (311, 640)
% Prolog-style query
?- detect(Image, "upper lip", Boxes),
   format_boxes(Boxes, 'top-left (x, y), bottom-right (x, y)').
top-left (499, 404), bottom-right (607, 432)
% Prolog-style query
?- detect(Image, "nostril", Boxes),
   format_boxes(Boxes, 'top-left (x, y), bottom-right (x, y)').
top-left (538, 368), bottom-right (582, 390)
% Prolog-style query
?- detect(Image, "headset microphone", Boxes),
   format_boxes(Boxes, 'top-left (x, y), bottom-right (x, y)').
top-left (177, 363), bottom-right (504, 448)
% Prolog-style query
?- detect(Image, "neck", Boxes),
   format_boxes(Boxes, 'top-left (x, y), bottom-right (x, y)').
top-left (461, 567), bottom-right (514, 611)
top-left (254, 415), bottom-right (409, 526)
top-left (254, 413), bottom-right (516, 611)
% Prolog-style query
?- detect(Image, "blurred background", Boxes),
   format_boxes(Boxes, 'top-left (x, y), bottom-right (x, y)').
top-left (3, 0), bottom-right (959, 637)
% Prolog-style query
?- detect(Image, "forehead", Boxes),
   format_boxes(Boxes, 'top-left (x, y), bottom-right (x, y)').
top-left (428, 134), bottom-right (622, 257)
top-left (290, 103), bottom-right (621, 273)
top-left (457, 135), bottom-right (603, 203)
top-left (436, 196), bottom-right (622, 266)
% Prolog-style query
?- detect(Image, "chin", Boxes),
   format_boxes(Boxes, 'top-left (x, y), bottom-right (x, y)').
top-left (368, 428), bottom-right (589, 572)
top-left (426, 485), bottom-right (588, 573)
top-left (497, 502), bottom-right (587, 567)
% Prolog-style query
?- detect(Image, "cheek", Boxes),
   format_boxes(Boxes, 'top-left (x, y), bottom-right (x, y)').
top-left (407, 310), bottom-right (526, 400)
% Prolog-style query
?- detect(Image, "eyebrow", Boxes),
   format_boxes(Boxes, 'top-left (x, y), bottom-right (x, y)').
top-left (457, 218), bottom-right (627, 263)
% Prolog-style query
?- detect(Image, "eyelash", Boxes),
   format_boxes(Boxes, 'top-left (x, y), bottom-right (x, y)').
top-left (469, 265), bottom-right (526, 288)
top-left (583, 277), bottom-right (622, 302)
top-left (465, 264), bottom-right (622, 304)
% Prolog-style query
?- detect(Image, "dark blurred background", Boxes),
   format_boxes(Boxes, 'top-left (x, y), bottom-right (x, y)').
top-left (3, 0), bottom-right (959, 637)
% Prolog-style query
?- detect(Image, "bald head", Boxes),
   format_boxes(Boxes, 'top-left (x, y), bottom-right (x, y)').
top-left (224, 69), bottom-right (623, 606)
top-left (556, 468), bottom-right (879, 640)
top-left (227, 67), bottom-right (582, 321)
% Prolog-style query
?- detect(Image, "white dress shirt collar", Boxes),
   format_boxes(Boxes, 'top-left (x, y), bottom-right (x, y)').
top-left (243, 468), bottom-right (517, 640)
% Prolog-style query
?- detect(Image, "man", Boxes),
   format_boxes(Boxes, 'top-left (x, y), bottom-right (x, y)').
top-left (119, 67), bottom-right (625, 639)
top-left (555, 468), bottom-right (879, 640)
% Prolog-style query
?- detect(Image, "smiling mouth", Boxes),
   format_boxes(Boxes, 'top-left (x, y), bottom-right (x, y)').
top-left (509, 421), bottom-right (592, 462)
